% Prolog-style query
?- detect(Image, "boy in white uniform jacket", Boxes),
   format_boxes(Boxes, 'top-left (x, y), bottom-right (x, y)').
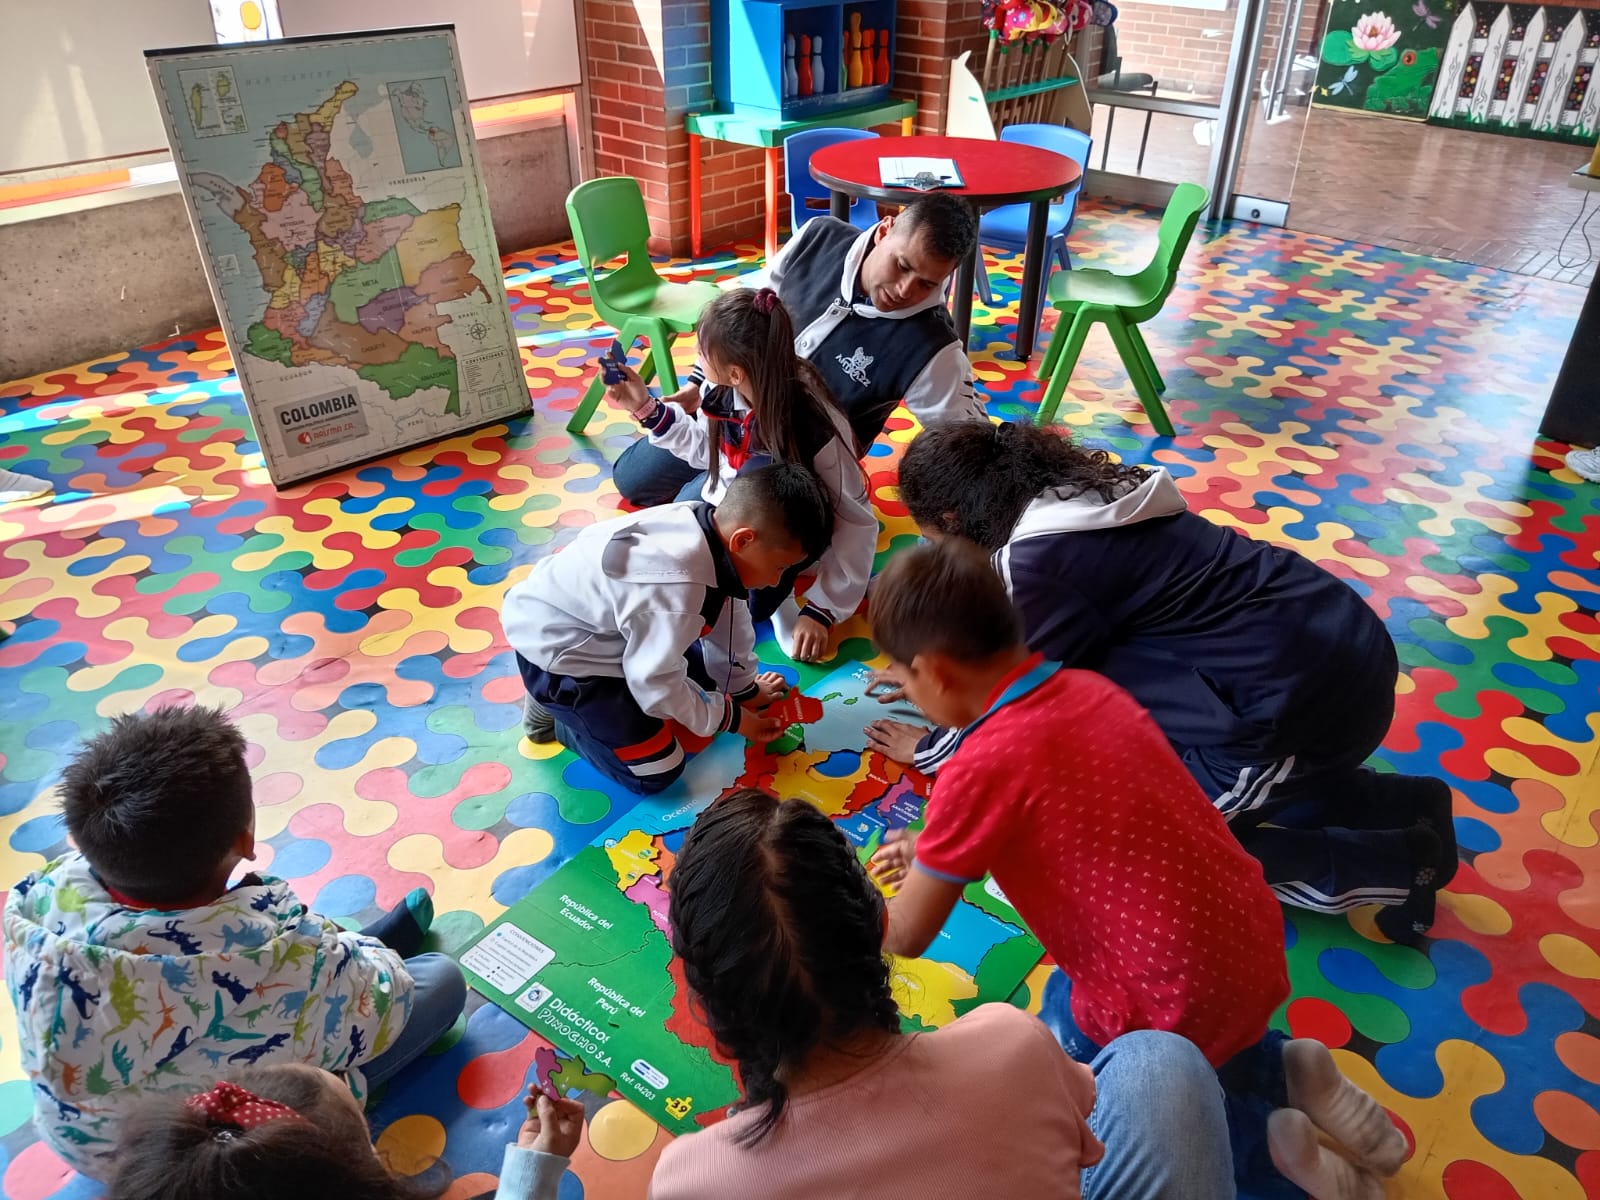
top-left (501, 464), bottom-right (832, 793)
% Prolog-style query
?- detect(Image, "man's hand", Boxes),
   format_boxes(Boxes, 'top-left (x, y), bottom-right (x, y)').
top-left (866, 719), bottom-right (928, 764)
top-left (868, 828), bottom-right (918, 889)
top-left (666, 381), bottom-right (702, 414)
top-left (747, 672), bottom-right (789, 707)
top-left (789, 615), bottom-right (831, 663)
top-left (865, 667), bottom-right (907, 704)
top-left (603, 362), bottom-right (656, 420)
top-left (516, 1087), bottom-right (585, 1157)
top-left (737, 705), bottom-right (785, 742)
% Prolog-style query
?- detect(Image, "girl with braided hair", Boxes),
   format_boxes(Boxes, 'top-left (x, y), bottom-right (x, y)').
top-left (650, 786), bottom-right (1234, 1200)
top-left (868, 419), bottom-right (1457, 943)
top-left (603, 287), bottom-right (876, 664)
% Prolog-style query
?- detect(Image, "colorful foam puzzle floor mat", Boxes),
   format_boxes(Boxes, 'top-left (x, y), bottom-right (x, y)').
top-left (1, 200), bottom-right (1598, 1199)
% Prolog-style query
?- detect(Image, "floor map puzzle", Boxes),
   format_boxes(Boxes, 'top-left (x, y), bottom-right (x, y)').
top-left (0, 199), bottom-right (1597, 1198)
top-left (146, 28), bottom-right (527, 485)
top-left (459, 664), bottom-right (1044, 1135)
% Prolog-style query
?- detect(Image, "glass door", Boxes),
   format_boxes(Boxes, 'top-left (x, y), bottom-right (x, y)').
top-left (1213, 0), bottom-right (1328, 223)
top-left (1077, 0), bottom-right (1325, 225)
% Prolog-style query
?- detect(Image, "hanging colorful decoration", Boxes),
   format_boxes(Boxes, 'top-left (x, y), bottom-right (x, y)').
top-left (980, 0), bottom-right (1097, 44)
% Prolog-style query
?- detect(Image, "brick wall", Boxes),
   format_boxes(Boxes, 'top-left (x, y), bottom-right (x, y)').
top-left (1108, 2), bottom-right (1238, 97)
top-left (1106, 0), bottom-right (1330, 99)
top-left (584, 0), bottom-right (997, 254)
top-left (585, 0), bottom-right (714, 254)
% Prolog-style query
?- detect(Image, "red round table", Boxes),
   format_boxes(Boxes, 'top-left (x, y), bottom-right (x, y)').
top-left (809, 134), bottom-right (1084, 360)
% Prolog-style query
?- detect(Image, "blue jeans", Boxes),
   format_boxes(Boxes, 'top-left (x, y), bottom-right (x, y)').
top-left (1081, 1030), bottom-right (1233, 1200)
top-left (612, 438), bottom-right (704, 507)
top-left (1042, 969), bottom-right (1302, 1200)
top-left (359, 952), bottom-right (467, 1089)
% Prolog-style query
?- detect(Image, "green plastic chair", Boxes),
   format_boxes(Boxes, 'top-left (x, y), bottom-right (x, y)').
top-left (1034, 182), bottom-right (1210, 437)
top-left (563, 176), bottom-right (722, 435)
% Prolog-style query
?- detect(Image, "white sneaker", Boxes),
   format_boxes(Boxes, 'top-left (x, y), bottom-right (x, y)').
top-left (0, 468), bottom-right (52, 504)
top-left (1566, 446), bottom-right (1600, 482)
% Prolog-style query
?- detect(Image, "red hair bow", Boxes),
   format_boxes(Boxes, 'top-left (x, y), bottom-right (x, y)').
top-left (753, 287), bottom-right (778, 315)
top-left (185, 1081), bottom-right (302, 1130)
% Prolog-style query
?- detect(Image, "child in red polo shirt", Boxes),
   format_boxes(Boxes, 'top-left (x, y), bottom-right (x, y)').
top-left (868, 539), bottom-right (1407, 1199)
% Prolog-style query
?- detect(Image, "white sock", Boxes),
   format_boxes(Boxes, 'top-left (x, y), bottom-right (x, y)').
top-left (1268, 1109), bottom-right (1387, 1200)
top-left (1284, 1038), bottom-right (1408, 1176)
top-left (771, 595), bottom-right (802, 656)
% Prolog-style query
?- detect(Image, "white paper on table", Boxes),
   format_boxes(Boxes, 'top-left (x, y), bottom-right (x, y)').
top-left (878, 156), bottom-right (964, 188)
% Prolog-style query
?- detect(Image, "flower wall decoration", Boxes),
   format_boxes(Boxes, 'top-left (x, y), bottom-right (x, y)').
top-left (1326, 10), bottom-right (1405, 71)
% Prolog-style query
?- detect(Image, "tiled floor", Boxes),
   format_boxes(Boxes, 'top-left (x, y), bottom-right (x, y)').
top-left (0, 204), bottom-right (1596, 1200)
top-left (1092, 100), bottom-right (1600, 287)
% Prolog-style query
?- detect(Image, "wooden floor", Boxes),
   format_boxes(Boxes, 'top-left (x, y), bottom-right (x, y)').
top-left (1091, 100), bottom-right (1599, 287)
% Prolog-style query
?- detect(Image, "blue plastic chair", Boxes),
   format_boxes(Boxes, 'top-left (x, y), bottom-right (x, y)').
top-left (785, 127), bottom-right (881, 234)
top-left (975, 124), bottom-right (1094, 349)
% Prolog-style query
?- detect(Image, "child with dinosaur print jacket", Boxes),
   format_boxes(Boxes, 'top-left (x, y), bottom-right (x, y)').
top-left (2, 705), bottom-right (466, 1179)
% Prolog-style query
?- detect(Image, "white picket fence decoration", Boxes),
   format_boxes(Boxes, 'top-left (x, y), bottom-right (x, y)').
top-left (1429, 1), bottom-right (1599, 137)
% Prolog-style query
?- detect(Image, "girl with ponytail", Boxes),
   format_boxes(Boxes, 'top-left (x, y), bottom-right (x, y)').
top-left (648, 787), bottom-right (1234, 1200)
top-left (604, 289), bottom-right (875, 663)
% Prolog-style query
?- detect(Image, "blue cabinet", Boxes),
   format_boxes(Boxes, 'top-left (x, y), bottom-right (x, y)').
top-left (711, 0), bottom-right (897, 119)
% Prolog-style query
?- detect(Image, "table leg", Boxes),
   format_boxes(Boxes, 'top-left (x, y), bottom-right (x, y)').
top-left (901, 115), bottom-right (914, 135)
top-left (1015, 198), bottom-right (1049, 360)
top-left (830, 188), bottom-right (850, 221)
top-left (689, 133), bottom-right (702, 257)
top-left (953, 239), bottom-right (977, 350)
top-left (764, 146), bottom-right (780, 260)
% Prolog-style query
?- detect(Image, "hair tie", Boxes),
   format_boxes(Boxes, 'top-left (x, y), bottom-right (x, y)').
top-left (185, 1081), bottom-right (302, 1132)
top-left (752, 287), bottom-right (778, 316)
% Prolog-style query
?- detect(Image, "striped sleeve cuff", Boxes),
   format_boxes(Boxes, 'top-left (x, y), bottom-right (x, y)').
top-left (718, 694), bottom-right (740, 734)
top-left (798, 602), bottom-right (835, 628)
top-left (640, 401), bottom-right (673, 432)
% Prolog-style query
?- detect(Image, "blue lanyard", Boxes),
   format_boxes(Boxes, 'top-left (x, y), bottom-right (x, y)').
top-left (965, 658), bottom-right (1059, 738)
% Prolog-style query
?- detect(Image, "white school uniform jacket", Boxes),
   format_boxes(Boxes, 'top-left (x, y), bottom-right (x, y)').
top-left (642, 386), bottom-right (876, 625)
top-left (500, 503), bottom-right (758, 738)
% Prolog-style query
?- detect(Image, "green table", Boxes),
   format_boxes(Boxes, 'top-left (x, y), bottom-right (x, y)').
top-left (685, 96), bottom-right (917, 258)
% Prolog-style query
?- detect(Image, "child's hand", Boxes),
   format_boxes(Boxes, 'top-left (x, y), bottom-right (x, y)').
top-left (869, 828), bottom-right (918, 887)
top-left (789, 615), bottom-right (831, 663)
top-left (737, 705), bottom-right (786, 743)
top-left (748, 672), bottom-right (788, 706)
top-left (603, 362), bottom-right (655, 420)
top-left (517, 1087), bottom-right (586, 1158)
top-left (865, 668), bottom-right (907, 704)
top-left (866, 719), bottom-right (928, 764)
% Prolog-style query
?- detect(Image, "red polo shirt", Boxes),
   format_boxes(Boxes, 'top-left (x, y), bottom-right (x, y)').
top-left (915, 655), bottom-right (1289, 1066)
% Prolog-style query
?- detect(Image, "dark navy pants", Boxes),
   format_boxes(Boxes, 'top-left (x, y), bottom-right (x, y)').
top-left (517, 650), bottom-right (719, 795)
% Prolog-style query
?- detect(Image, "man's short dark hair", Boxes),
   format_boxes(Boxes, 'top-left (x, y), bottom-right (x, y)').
top-left (898, 194), bottom-right (978, 265)
top-left (722, 462), bottom-right (835, 562)
top-left (60, 706), bottom-right (254, 903)
top-left (870, 538), bottom-right (1024, 664)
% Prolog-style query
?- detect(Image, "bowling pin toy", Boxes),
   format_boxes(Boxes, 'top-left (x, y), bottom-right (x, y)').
top-left (784, 33), bottom-right (798, 99)
top-left (876, 30), bottom-right (891, 86)
top-left (812, 35), bottom-right (825, 93)
top-left (847, 12), bottom-right (864, 88)
top-left (863, 29), bottom-right (875, 85)
top-left (798, 34), bottom-right (813, 97)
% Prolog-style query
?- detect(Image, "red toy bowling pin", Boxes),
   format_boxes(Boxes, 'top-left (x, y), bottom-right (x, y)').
top-left (798, 33), bottom-right (814, 96)
top-left (876, 29), bottom-right (890, 86)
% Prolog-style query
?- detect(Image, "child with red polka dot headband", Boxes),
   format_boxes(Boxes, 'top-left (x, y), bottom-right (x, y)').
top-left (109, 1065), bottom-right (585, 1199)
